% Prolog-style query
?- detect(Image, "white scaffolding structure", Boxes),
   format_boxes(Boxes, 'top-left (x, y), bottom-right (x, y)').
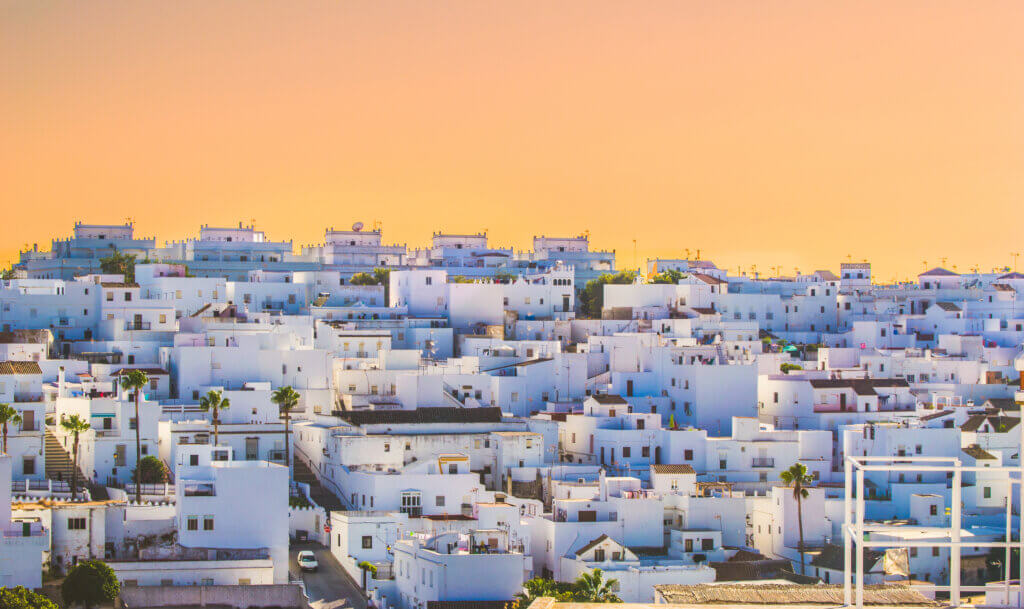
top-left (843, 452), bottom-right (1022, 608)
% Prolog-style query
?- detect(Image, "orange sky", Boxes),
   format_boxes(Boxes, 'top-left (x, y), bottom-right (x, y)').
top-left (2, 1), bottom-right (1022, 282)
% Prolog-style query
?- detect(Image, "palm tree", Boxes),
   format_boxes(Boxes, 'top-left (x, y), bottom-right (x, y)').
top-left (271, 386), bottom-right (300, 473)
top-left (119, 369), bottom-right (149, 503)
top-left (198, 390), bottom-right (230, 446)
top-left (780, 462), bottom-right (814, 574)
top-left (0, 404), bottom-right (23, 455)
top-left (573, 568), bottom-right (620, 603)
top-left (60, 415), bottom-right (91, 500)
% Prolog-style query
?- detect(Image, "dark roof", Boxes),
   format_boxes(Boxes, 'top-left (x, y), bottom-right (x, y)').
top-left (919, 267), bottom-right (958, 277)
top-left (728, 549), bottom-right (769, 562)
top-left (934, 302), bottom-right (962, 312)
top-left (962, 415), bottom-right (1020, 433)
top-left (984, 398), bottom-right (1019, 412)
top-left (808, 379), bottom-right (909, 393)
top-left (919, 409), bottom-right (954, 421)
top-left (962, 444), bottom-right (997, 460)
top-left (710, 559), bottom-right (794, 582)
top-left (810, 543), bottom-right (883, 572)
top-left (655, 583), bottom-right (938, 606)
top-left (338, 407), bottom-right (504, 427)
top-left (993, 284), bottom-right (1017, 292)
top-left (0, 330), bottom-right (52, 344)
top-left (590, 394), bottom-right (627, 405)
top-left (0, 361), bottom-right (43, 375)
top-left (692, 307), bottom-right (718, 315)
top-left (651, 464), bottom-right (696, 475)
top-left (423, 514), bottom-right (475, 521)
top-left (574, 534), bottom-right (612, 556)
top-left (998, 272), bottom-right (1024, 280)
top-left (100, 282), bottom-right (140, 288)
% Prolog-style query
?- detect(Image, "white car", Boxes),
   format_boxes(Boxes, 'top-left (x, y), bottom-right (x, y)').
top-left (297, 550), bottom-right (319, 572)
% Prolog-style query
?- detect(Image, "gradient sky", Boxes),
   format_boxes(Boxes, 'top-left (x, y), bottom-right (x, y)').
top-left (2, 1), bottom-right (1022, 282)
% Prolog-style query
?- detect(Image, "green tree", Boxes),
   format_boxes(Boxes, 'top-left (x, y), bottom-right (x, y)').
top-left (649, 269), bottom-right (686, 284)
top-left (60, 415), bottom-right (90, 500)
top-left (780, 363), bottom-right (803, 374)
top-left (134, 455), bottom-right (170, 484)
top-left (516, 578), bottom-right (576, 604)
top-left (0, 585), bottom-right (59, 609)
top-left (61, 560), bottom-right (120, 609)
top-left (198, 389), bottom-right (230, 445)
top-left (0, 403), bottom-right (23, 454)
top-left (572, 568), bottom-right (621, 603)
top-left (447, 275), bottom-right (474, 283)
top-left (98, 246), bottom-right (137, 283)
top-left (119, 369), bottom-right (150, 503)
top-left (349, 272), bottom-right (377, 285)
top-left (271, 386), bottom-right (300, 472)
top-left (579, 271), bottom-right (637, 318)
top-left (372, 268), bottom-right (391, 303)
top-left (781, 462), bottom-right (814, 574)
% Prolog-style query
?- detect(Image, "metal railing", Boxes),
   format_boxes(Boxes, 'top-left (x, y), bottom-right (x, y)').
top-left (751, 457), bottom-right (775, 468)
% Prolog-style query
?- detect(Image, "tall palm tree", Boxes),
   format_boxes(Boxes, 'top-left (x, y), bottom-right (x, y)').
top-left (198, 390), bottom-right (230, 446)
top-left (119, 369), bottom-right (149, 503)
top-left (573, 568), bottom-right (620, 603)
top-left (271, 386), bottom-right (300, 473)
top-left (60, 415), bottom-right (90, 500)
top-left (781, 462), bottom-right (814, 574)
top-left (0, 404), bottom-right (23, 455)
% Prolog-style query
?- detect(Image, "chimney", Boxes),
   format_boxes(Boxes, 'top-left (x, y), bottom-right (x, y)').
top-left (58, 366), bottom-right (65, 399)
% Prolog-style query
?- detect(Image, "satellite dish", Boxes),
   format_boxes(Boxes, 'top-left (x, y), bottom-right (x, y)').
top-left (352, 222), bottom-right (364, 232)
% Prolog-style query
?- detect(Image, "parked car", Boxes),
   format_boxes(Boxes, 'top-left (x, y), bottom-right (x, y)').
top-left (297, 550), bottom-right (319, 572)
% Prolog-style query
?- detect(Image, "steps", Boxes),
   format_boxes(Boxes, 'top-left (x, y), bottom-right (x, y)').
top-left (44, 428), bottom-right (90, 490)
top-left (293, 455), bottom-right (344, 511)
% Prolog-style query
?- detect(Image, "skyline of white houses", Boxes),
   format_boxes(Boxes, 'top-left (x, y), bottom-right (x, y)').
top-left (3, 222), bottom-right (1024, 608)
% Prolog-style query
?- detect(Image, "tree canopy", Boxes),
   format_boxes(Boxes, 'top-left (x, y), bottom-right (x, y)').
top-left (61, 560), bottom-right (121, 609)
top-left (648, 269), bottom-right (687, 284)
top-left (99, 246), bottom-right (137, 283)
top-left (0, 586), bottom-right (59, 609)
top-left (135, 455), bottom-right (170, 484)
top-left (578, 271), bottom-right (637, 318)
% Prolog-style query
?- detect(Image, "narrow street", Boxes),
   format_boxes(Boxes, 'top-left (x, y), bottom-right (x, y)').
top-left (290, 543), bottom-right (368, 609)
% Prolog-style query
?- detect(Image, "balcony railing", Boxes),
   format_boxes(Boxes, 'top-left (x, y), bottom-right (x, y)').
top-left (182, 482), bottom-right (216, 497)
top-left (125, 321), bottom-right (152, 330)
top-left (751, 457), bottom-right (775, 468)
top-left (813, 403), bottom-right (852, 413)
top-left (13, 393), bottom-right (43, 403)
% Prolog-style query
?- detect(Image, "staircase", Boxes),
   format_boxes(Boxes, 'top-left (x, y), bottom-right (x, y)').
top-left (43, 428), bottom-right (107, 498)
top-left (292, 455), bottom-right (344, 511)
top-left (44, 428), bottom-right (80, 482)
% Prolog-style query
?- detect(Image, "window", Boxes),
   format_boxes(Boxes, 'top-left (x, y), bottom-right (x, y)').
top-left (622, 447), bottom-right (631, 458)
top-left (930, 505), bottom-right (937, 516)
top-left (436, 495), bottom-right (445, 507)
top-left (187, 516), bottom-right (198, 531)
top-left (932, 547), bottom-right (940, 557)
top-left (203, 516), bottom-right (214, 531)
top-left (594, 549), bottom-right (605, 562)
top-left (684, 449), bottom-right (693, 460)
top-left (384, 443), bottom-right (390, 453)
top-left (362, 536), bottom-right (373, 549)
top-left (189, 454), bottom-right (199, 466)
top-left (68, 517), bottom-right (87, 530)
top-left (910, 548), bottom-right (917, 557)
top-left (448, 464), bottom-right (458, 474)
top-left (702, 538), bottom-right (714, 550)
top-left (642, 446), bottom-right (650, 458)
top-left (22, 457), bottom-right (35, 475)
top-left (984, 487), bottom-right (992, 499)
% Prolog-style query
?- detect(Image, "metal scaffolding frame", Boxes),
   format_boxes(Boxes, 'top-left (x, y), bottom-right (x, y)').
top-left (843, 452), bottom-right (1023, 608)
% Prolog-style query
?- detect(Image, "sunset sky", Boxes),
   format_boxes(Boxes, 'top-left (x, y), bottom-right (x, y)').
top-left (2, 2), bottom-right (1022, 282)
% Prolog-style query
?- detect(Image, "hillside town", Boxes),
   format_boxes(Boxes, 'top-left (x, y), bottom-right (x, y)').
top-left (1, 221), bottom-right (1023, 609)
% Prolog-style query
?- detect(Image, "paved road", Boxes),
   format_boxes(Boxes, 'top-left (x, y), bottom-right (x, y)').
top-left (290, 543), bottom-right (368, 609)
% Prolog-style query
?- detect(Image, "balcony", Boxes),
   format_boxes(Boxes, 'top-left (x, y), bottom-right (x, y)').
top-left (751, 457), bottom-right (775, 468)
top-left (813, 403), bottom-right (853, 413)
top-left (13, 392), bottom-right (43, 403)
top-left (125, 321), bottom-right (151, 331)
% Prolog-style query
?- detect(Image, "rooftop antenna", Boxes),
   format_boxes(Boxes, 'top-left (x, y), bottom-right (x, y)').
top-left (940, 256), bottom-right (948, 268)
top-left (1012, 252), bottom-right (1020, 272)
top-left (922, 260), bottom-right (928, 270)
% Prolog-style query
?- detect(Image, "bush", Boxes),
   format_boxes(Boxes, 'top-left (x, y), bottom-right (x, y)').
top-left (0, 586), bottom-right (58, 609)
top-left (62, 560), bottom-right (120, 609)
top-left (134, 456), bottom-right (170, 484)
top-left (780, 363), bottom-right (803, 374)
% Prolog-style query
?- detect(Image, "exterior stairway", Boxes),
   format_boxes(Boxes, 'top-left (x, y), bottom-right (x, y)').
top-left (43, 428), bottom-right (107, 499)
top-left (292, 455), bottom-right (344, 511)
